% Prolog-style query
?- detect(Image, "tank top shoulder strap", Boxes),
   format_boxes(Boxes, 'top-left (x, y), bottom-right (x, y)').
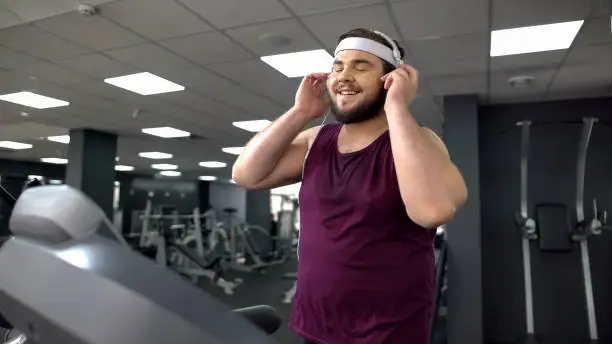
top-left (301, 123), bottom-right (341, 179)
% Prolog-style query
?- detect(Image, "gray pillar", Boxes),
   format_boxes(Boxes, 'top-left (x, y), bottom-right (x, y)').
top-left (0, 174), bottom-right (27, 237)
top-left (246, 189), bottom-right (271, 232)
top-left (119, 178), bottom-right (133, 235)
top-left (246, 189), bottom-right (271, 255)
top-left (66, 129), bottom-right (117, 219)
top-left (443, 95), bottom-right (483, 344)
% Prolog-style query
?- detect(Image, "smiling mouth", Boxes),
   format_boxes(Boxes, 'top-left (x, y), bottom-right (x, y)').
top-left (336, 88), bottom-right (362, 97)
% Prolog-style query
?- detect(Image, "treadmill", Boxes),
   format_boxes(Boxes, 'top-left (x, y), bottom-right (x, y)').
top-left (0, 185), bottom-right (281, 344)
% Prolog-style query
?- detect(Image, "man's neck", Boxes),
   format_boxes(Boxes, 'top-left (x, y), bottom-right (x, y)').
top-left (342, 111), bottom-right (388, 138)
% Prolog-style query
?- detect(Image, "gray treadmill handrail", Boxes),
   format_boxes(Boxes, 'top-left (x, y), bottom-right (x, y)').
top-left (0, 185), bottom-right (279, 344)
top-left (9, 185), bottom-right (126, 245)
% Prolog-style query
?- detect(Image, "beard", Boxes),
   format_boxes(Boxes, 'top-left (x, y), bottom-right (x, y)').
top-left (330, 86), bottom-right (387, 124)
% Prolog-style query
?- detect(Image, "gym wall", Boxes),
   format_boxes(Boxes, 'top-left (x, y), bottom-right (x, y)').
top-left (209, 182), bottom-right (247, 218)
top-left (479, 97), bottom-right (612, 344)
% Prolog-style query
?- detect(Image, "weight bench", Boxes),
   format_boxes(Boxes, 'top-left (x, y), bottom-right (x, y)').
top-left (173, 243), bottom-right (222, 271)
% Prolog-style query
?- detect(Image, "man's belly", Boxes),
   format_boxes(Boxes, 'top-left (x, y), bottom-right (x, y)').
top-left (291, 263), bottom-right (433, 344)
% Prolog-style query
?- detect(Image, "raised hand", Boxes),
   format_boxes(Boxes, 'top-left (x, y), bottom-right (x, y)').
top-left (381, 64), bottom-right (419, 110)
top-left (293, 72), bottom-right (331, 120)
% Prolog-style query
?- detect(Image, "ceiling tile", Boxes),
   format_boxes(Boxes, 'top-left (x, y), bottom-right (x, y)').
top-left (142, 102), bottom-right (239, 142)
top-left (406, 34), bottom-right (489, 63)
top-left (101, 0), bottom-right (212, 40)
top-left (25, 62), bottom-right (92, 85)
top-left (0, 46), bottom-right (91, 85)
top-left (302, 4), bottom-right (400, 49)
top-left (178, 0), bottom-right (291, 29)
top-left (0, 121), bottom-right (67, 141)
top-left (590, 0), bottom-right (611, 17)
top-left (0, 0), bottom-right (117, 22)
top-left (574, 17), bottom-right (612, 47)
top-left (104, 42), bottom-right (196, 73)
top-left (55, 53), bottom-right (138, 79)
top-left (34, 12), bottom-right (145, 51)
top-left (156, 91), bottom-right (253, 123)
top-left (552, 64), bottom-right (612, 89)
top-left (488, 93), bottom-right (544, 104)
top-left (155, 67), bottom-right (219, 88)
top-left (419, 57), bottom-right (488, 77)
top-left (489, 51), bottom-right (566, 73)
top-left (545, 87), bottom-right (610, 102)
top-left (427, 73), bottom-right (487, 95)
top-left (0, 69), bottom-right (37, 94)
top-left (193, 74), bottom-right (286, 119)
top-left (0, 24), bottom-right (90, 60)
top-left (208, 59), bottom-right (300, 106)
top-left (0, 46), bottom-right (47, 69)
top-left (225, 18), bottom-right (322, 56)
top-left (0, 5), bottom-right (22, 29)
top-left (282, 0), bottom-right (384, 16)
top-left (69, 80), bottom-right (140, 106)
top-left (565, 44), bottom-right (612, 66)
top-left (406, 33), bottom-right (488, 76)
top-left (160, 31), bottom-right (254, 65)
top-left (491, 0), bottom-right (591, 30)
top-left (392, 0), bottom-right (488, 39)
top-left (0, 101), bottom-right (30, 120)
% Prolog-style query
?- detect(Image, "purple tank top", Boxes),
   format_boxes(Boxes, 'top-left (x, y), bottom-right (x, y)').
top-left (290, 124), bottom-right (435, 344)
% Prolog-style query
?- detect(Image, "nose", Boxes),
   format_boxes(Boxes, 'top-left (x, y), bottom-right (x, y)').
top-left (335, 68), bottom-right (355, 83)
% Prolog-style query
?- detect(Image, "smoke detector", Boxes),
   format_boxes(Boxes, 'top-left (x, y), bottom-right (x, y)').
top-left (78, 3), bottom-right (98, 17)
top-left (508, 76), bottom-right (535, 89)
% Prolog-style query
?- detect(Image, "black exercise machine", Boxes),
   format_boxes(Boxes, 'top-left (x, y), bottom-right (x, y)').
top-left (430, 234), bottom-right (448, 344)
top-left (0, 185), bottom-right (282, 343)
top-left (514, 118), bottom-right (609, 344)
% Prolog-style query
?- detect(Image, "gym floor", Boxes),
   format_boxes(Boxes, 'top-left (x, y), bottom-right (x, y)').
top-left (196, 258), bottom-right (301, 343)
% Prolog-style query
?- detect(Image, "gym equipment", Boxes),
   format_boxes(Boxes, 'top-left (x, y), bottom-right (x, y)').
top-left (515, 118), bottom-right (610, 344)
top-left (572, 117), bottom-right (606, 344)
top-left (515, 120), bottom-right (539, 344)
top-left (276, 196), bottom-right (299, 304)
top-left (282, 273), bottom-right (297, 304)
top-left (0, 185), bottom-right (281, 344)
top-left (133, 200), bottom-right (241, 295)
top-left (0, 185), bottom-right (16, 207)
top-left (535, 204), bottom-right (572, 252)
top-left (431, 232), bottom-right (448, 344)
top-left (220, 208), bottom-right (287, 273)
top-left (155, 222), bottom-right (242, 295)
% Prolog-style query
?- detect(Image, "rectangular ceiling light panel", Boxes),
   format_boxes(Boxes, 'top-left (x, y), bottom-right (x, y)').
top-left (261, 49), bottom-right (334, 78)
top-left (232, 120), bottom-right (271, 133)
top-left (0, 141), bottom-right (32, 150)
top-left (47, 135), bottom-right (70, 144)
top-left (104, 72), bottom-right (185, 95)
top-left (142, 127), bottom-right (191, 138)
top-left (491, 20), bottom-right (584, 57)
top-left (0, 92), bottom-right (69, 109)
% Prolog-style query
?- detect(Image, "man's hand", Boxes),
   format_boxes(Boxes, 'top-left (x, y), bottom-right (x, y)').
top-left (293, 72), bottom-right (331, 120)
top-left (381, 64), bottom-right (419, 110)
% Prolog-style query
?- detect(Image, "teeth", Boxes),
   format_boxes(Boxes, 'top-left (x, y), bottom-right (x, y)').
top-left (340, 91), bottom-right (357, 95)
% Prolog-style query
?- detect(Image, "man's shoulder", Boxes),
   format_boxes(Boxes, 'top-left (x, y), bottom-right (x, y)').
top-left (304, 123), bottom-right (341, 149)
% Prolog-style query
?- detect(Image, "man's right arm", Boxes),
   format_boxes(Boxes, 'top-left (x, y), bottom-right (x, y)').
top-left (232, 107), bottom-right (319, 190)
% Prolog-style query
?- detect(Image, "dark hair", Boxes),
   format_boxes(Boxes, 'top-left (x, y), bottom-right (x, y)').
top-left (337, 28), bottom-right (405, 74)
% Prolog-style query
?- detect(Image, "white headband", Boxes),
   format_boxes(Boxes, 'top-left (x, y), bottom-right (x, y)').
top-left (334, 35), bottom-right (403, 67)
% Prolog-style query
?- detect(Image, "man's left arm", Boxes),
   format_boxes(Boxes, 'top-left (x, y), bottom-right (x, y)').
top-left (382, 65), bottom-right (467, 229)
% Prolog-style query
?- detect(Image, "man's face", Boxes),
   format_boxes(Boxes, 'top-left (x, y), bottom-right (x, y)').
top-left (327, 49), bottom-right (387, 124)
